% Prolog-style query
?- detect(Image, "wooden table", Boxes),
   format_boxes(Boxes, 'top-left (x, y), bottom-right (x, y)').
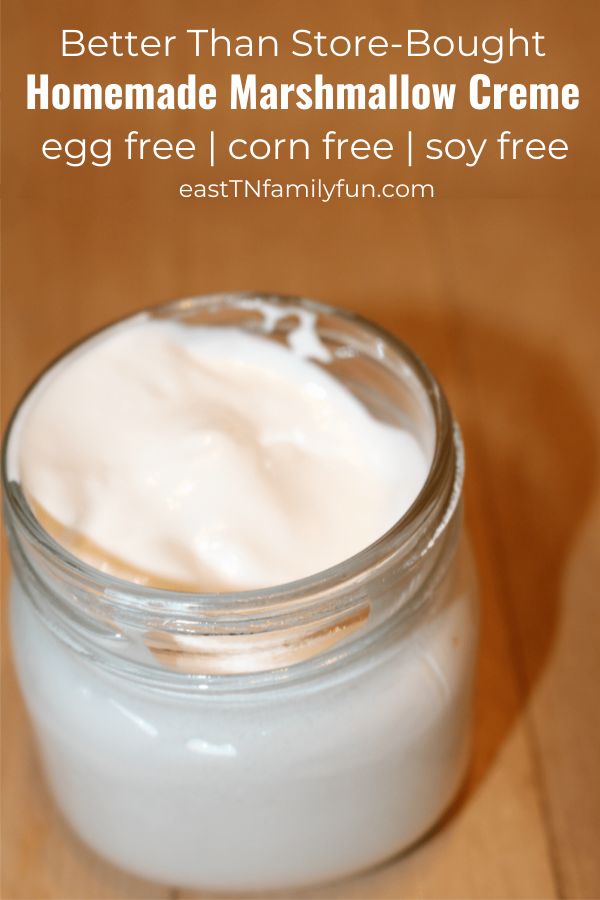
top-left (2, 2), bottom-right (599, 897)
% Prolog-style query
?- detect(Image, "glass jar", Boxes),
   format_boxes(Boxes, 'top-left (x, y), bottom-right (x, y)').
top-left (3, 293), bottom-right (478, 892)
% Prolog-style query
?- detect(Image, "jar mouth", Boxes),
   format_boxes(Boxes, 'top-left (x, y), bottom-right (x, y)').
top-left (2, 292), bottom-right (463, 621)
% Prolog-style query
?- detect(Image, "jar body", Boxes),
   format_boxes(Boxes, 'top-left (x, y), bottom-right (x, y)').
top-left (10, 536), bottom-right (477, 892)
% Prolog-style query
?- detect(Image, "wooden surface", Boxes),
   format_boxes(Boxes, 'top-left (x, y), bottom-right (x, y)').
top-left (2, 1), bottom-right (600, 898)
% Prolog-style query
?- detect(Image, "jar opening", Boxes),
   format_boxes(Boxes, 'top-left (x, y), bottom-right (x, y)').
top-left (3, 293), bottom-right (463, 679)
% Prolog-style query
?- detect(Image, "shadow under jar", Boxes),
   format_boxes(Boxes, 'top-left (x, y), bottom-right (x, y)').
top-left (3, 293), bottom-right (478, 892)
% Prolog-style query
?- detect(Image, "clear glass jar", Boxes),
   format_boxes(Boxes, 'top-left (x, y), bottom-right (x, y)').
top-left (3, 294), bottom-right (478, 892)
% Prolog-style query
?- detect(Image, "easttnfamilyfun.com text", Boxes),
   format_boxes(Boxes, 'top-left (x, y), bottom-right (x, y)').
top-left (179, 178), bottom-right (435, 201)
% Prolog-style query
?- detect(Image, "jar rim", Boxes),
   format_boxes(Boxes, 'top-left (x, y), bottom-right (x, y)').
top-left (2, 291), bottom-right (463, 624)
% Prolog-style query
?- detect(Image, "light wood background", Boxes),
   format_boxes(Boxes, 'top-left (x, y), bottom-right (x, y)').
top-left (2, 1), bottom-right (599, 898)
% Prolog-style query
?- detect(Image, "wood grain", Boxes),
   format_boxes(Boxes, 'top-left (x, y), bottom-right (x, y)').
top-left (2, 1), bottom-right (599, 898)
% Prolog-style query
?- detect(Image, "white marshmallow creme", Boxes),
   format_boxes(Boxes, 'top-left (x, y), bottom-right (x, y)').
top-left (4, 294), bottom-right (478, 891)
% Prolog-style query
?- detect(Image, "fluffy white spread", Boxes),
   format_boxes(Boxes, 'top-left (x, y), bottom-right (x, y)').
top-left (13, 314), bottom-right (428, 590)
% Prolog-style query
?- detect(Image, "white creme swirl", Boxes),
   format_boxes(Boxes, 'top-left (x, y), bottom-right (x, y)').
top-left (12, 313), bottom-right (429, 591)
